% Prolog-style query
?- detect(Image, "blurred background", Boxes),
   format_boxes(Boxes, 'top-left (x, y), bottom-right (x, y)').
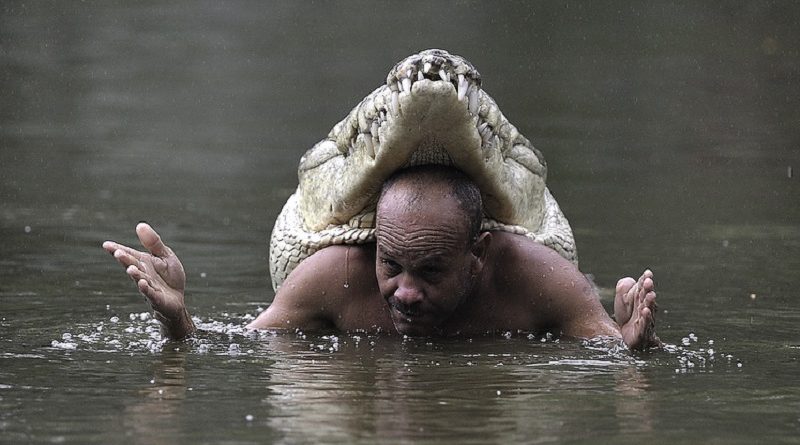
top-left (2, 2), bottom-right (797, 302)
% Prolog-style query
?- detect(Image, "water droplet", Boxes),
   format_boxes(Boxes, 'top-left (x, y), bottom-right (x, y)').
top-left (245, 414), bottom-right (254, 422)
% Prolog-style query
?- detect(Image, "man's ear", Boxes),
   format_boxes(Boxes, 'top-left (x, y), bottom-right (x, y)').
top-left (469, 231), bottom-right (492, 275)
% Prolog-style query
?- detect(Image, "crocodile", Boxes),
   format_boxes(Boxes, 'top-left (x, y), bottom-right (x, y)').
top-left (269, 49), bottom-right (576, 291)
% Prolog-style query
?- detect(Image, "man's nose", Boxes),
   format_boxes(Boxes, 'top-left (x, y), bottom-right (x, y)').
top-left (394, 274), bottom-right (423, 306)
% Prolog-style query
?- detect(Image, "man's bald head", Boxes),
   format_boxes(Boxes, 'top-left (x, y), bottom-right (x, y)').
top-left (377, 165), bottom-right (483, 244)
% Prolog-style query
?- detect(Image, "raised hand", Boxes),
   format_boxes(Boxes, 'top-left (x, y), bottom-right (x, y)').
top-left (103, 223), bottom-right (195, 340)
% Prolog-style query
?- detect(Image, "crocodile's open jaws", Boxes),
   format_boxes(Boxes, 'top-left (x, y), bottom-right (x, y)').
top-left (269, 49), bottom-right (576, 290)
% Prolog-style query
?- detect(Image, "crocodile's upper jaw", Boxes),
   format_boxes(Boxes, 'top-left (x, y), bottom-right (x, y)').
top-left (383, 49), bottom-right (484, 169)
top-left (299, 49), bottom-right (547, 232)
top-left (339, 49), bottom-right (486, 169)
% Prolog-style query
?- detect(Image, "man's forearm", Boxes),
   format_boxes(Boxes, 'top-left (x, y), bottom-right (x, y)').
top-left (154, 306), bottom-right (195, 341)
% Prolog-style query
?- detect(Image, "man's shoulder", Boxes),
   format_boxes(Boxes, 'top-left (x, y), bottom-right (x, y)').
top-left (282, 244), bottom-right (378, 304)
top-left (488, 231), bottom-right (561, 265)
top-left (303, 243), bottom-right (375, 266)
top-left (486, 231), bottom-right (578, 291)
top-left (255, 244), bottom-right (382, 331)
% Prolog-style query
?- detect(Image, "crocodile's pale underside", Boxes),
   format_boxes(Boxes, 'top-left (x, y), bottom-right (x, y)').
top-left (269, 49), bottom-right (576, 290)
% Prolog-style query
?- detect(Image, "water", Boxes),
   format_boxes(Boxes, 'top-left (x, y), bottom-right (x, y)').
top-left (2, 1), bottom-right (799, 443)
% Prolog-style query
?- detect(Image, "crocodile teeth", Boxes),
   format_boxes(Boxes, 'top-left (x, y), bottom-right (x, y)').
top-left (457, 74), bottom-right (468, 101)
top-left (391, 91), bottom-right (399, 115)
top-left (371, 120), bottom-right (379, 140)
top-left (364, 134), bottom-right (375, 159)
top-left (440, 69), bottom-right (449, 83)
top-left (479, 122), bottom-right (492, 144)
top-left (423, 62), bottom-right (432, 73)
top-left (417, 70), bottom-right (424, 81)
top-left (401, 77), bottom-right (411, 94)
top-left (468, 87), bottom-right (479, 115)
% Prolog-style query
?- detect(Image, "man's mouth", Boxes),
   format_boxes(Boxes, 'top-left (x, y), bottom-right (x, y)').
top-left (389, 302), bottom-right (419, 320)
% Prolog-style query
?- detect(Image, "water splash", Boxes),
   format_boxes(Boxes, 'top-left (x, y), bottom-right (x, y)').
top-left (49, 312), bottom-right (167, 353)
top-left (661, 332), bottom-right (741, 373)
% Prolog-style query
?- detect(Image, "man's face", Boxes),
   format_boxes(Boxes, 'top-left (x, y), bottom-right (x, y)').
top-left (375, 183), bottom-right (477, 336)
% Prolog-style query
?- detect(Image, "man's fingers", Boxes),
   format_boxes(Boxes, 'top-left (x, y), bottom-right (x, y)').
top-left (112, 248), bottom-right (145, 270)
top-left (102, 241), bottom-right (117, 255)
top-left (136, 223), bottom-right (171, 258)
top-left (128, 266), bottom-right (161, 302)
top-left (126, 264), bottom-right (145, 281)
top-left (137, 278), bottom-right (157, 300)
top-left (103, 241), bottom-right (145, 261)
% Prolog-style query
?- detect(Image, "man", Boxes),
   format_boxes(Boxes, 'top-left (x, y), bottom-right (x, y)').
top-left (103, 166), bottom-right (660, 350)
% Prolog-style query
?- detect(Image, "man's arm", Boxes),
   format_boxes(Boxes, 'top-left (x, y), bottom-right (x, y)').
top-left (102, 223), bottom-right (195, 340)
top-left (512, 239), bottom-right (659, 350)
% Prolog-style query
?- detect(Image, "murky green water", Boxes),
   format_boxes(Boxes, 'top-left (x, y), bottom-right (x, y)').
top-left (2, 1), bottom-right (799, 443)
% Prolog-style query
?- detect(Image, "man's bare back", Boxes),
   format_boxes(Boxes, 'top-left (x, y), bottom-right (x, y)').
top-left (104, 166), bottom-right (660, 350)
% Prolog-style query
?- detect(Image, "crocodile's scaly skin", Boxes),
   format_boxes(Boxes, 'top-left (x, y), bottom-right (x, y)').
top-left (269, 49), bottom-right (576, 290)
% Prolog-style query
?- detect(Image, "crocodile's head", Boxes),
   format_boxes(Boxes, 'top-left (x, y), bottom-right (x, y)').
top-left (298, 49), bottom-right (548, 232)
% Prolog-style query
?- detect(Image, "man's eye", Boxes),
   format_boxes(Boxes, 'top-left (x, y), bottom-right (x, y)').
top-left (380, 259), bottom-right (401, 274)
top-left (421, 268), bottom-right (443, 281)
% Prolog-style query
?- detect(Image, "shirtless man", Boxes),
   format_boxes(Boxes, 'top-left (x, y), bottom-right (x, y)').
top-left (103, 166), bottom-right (660, 350)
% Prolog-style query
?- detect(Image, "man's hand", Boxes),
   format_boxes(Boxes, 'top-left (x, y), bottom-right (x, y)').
top-left (103, 223), bottom-right (195, 340)
top-left (615, 270), bottom-right (661, 350)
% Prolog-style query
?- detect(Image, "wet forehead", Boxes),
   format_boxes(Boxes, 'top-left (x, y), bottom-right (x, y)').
top-left (376, 184), bottom-right (468, 259)
top-left (376, 216), bottom-right (463, 260)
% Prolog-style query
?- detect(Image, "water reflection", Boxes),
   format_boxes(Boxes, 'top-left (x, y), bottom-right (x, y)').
top-left (249, 335), bottom-right (656, 442)
top-left (613, 366), bottom-right (653, 435)
top-left (124, 347), bottom-right (188, 445)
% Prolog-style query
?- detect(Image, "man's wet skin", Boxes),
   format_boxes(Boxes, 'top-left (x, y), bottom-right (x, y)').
top-left (374, 173), bottom-right (488, 337)
top-left (103, 166), bottom-right (661, 350)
